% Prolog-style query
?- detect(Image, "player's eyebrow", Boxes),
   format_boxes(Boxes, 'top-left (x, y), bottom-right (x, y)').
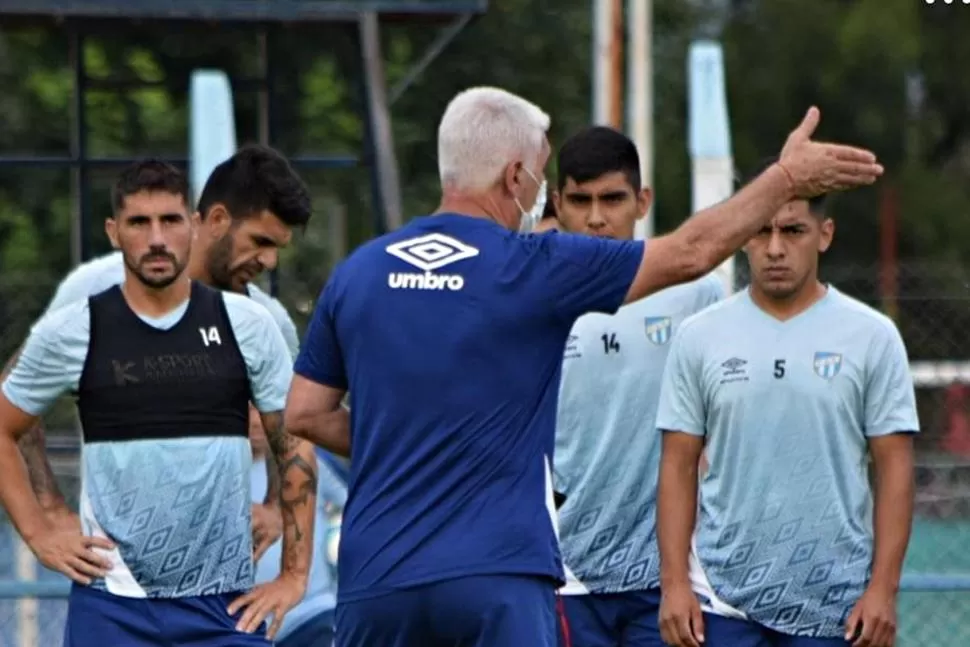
top-left (251, 233), bottom-right (279, 247)
top-left (776, 220), bottom-right (809, 229)
top-left (564, 189), bottom-right (629, 200)
top-left (595, 190), bottom-right (630, 200)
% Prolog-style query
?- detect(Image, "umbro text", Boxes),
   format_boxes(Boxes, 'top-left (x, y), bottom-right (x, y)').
top-left (388, 271), bottom-right (464, 291)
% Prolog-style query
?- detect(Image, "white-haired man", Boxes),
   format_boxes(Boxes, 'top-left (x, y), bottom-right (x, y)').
top-left (282, 87), bottom-right (883, 647)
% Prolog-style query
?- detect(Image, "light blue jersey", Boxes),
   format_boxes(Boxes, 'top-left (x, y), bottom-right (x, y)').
top-left (656, 286), bottom-right (919, 638)
top-left (555, 274), bottom-right (723, 594)
top-left (45, 251), bottom-right (300, 359)
top-left (251, 450), bottom-right (347, 640)
top-left (1, 291), bottom-right (294, 598)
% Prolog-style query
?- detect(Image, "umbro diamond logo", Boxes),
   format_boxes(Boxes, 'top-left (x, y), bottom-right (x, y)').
top-left (386, 233), bottom-right (479, 291)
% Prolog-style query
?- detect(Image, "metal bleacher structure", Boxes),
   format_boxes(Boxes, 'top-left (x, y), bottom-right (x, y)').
top-left (0, 1), bottom-right (486, 644)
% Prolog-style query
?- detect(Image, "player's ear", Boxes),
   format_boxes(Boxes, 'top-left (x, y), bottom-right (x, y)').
top-left (818, 217), bottom-right (835, 253)
top-left (205, 204), bottom-right (233, 238)
top-left (503, 162), bottom-right (522, 198)
top-left (105, 217), bottom-right (120, 250)
top-left (190, 211), bottom-right (202, 239)
top-left (552, 189), bottom-right (562, 214)
top-left (636, 187), bottom-right (653, 221)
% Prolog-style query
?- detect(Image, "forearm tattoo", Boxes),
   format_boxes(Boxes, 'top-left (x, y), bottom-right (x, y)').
top-left (263, 450), bottom-right (281, 505)
top-left (3, 350), bottom-right (64, 509)
top-left (261, 411), bottom-right (318, 573)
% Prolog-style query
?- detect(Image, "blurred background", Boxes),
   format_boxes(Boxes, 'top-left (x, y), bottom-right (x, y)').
top-left (1, 0), bottom-right (969, 644)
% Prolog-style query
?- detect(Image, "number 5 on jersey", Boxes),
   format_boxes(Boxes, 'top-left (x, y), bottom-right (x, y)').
top-left (774, 359), bottom-right (786, 379)
top-left (199, 326), bottom-right (222, 347)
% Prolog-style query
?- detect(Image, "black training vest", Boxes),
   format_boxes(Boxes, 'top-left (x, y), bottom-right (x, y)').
top-left (77, 282), bottom-right (251, 444)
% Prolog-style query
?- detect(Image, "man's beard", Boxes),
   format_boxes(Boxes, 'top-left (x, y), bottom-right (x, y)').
top-left (205, 234), bottom-right (236, 291)
top-left (125, 250), bottom-right (186, 289)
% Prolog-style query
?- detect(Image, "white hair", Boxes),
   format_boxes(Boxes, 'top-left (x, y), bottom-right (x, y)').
top-left (437, 87), bottom-right (550, 192)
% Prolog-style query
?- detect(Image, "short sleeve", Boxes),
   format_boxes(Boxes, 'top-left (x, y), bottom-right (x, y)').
top-left (246, 283), bottom-right (301, 360)
top-left (274, 306), bottom-right (301, 360)
top-left (540, 233), bottom-right (644, 322)
top-left (1, 301), bottom-right (89, 415)
top-left (225, 296), bottom-right (294, 413)
top-left (45, 254), bottom-right (123, 314)
top-left (655, 324), bottom-right (706, 437)
top-left (704, 274), bottom-right (727, 307)
top-left (864, 322), bottom-right (919, 438)
top-left (294, 278), bottom-right (347, 390)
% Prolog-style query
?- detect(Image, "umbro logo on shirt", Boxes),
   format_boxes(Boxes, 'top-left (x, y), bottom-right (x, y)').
top-left (386, 233), bottom-right (479, 291)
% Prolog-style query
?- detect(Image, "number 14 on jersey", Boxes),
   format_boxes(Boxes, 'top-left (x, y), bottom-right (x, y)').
top-left (601, 333), bottom-right (620, 354)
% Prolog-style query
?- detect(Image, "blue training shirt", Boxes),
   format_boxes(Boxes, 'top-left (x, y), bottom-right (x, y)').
top-left (2, 291), bottom-right (293, 598)
top-left (655, 286), bottom-right (919, 637)
top-left (294, 214), bottom-right (644, 602)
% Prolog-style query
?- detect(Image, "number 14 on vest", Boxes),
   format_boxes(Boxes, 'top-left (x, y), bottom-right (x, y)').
top-left (199, 326), bottom-right (223, 347)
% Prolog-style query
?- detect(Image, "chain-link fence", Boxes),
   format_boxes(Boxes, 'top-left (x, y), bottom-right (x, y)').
top-left (1, 261), bottom-right (970, 645)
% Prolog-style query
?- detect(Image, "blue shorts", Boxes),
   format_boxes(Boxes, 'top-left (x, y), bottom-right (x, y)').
top-left (702, 613), bottom-right (852, 647)
top-left (557, 589), bottom-right (663, 647)
top-left (279, 609), bottom-right (335, 647)
top-left (335, 574), bottom-right (557, 647)
top-left (63, 583), bottom-right (271, 647)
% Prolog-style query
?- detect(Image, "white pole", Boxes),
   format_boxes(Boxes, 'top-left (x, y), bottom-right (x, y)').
top-left (592, 0), bottom-right (612, 125)
top-left (688, 41), bottom-right (736, 294)
top-left (16, 535), bottom-right (37, 647)
top-left (189, 70), bottom-right (237, 208)
top-left (628, 0), bottom-right (653, 240)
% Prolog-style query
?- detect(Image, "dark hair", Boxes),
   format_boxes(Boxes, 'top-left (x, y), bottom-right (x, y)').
top-left (111, 160), bottom-right (189, 214)
top-left (196, 144), bottom-right (312, 228)
top-left (557, 126), bottom-right (641, 192)
top-left (743, 156), bottom-right (828, 215)
top-left (541, 186), bottom-right (557, 220)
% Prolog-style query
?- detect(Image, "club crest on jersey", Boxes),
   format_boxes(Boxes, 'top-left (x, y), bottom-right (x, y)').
top-left (644, 317), bottom-right (672, 345)
top-left (813, 352), bottom-right (843, 379)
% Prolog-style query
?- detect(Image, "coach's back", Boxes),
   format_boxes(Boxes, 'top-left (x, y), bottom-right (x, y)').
top-left (296, 213), bottom-right (641, 603)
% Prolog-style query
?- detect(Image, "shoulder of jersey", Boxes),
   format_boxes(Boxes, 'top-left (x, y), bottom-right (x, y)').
top-left (246, 282), bottom-right (288, 315)
top-left (37, 295), bottom-right (90, 333)
top-left (666, 272), bottom-right (726, 303)
top-left (827, 287), bottom-right (900, 335)
top-left (75, 250), bottom-right (125, 286)
top-left (222, 289), bottom-right (275, 322)
top-left (698, 272), bottom-right (728, 298)
top-left (678, 289), bottom-right (746, 334)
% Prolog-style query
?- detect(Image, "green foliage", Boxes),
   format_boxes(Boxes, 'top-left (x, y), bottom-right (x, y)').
top-left (0, 0), bottom-right (969, 334)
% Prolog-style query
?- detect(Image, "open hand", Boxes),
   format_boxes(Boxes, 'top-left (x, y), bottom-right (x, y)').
top-left (28, 526), bottom-right (114, 585)
top-left (227, 572), bottom-right (307, 639)
top-left (779, 107), bottom-right (884, 198)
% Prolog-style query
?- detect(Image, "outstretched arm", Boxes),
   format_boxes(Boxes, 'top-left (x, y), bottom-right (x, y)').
top-left (624, 107), bottom-right (883, 303)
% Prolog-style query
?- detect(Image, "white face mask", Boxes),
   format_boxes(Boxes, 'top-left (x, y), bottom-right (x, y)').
top-left (514, 168), bottom-right (545, 235)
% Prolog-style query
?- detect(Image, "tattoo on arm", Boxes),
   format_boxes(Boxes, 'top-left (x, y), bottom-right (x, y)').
top-left (262, 411), bottom-right (318, 576)
top-left (263, 450), bottom-right (281, 505)
top-left (18, 424), bottom-right (64, 509)
top-left (3, 349), bottom-right (65, 511)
